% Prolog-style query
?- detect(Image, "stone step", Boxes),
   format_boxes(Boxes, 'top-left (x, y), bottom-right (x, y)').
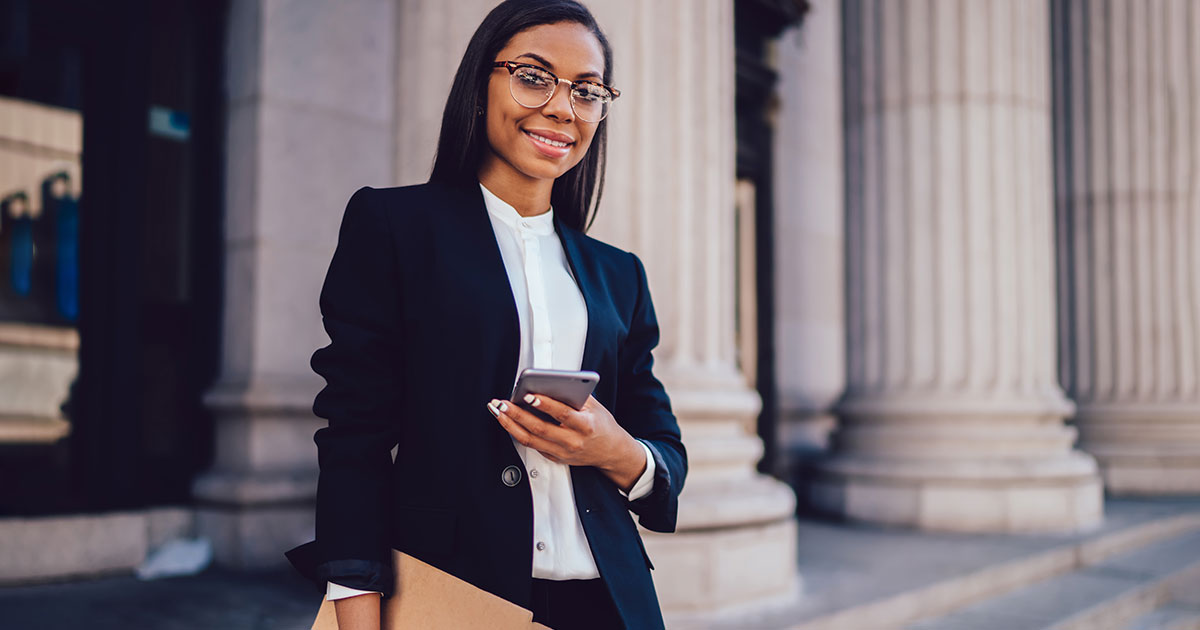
top-left (904, 530), bottom-right (1200, 630)
top-left (1125, 602), bottom-right (1200, 630)
top-left (691, 499), bottom-right (1200, 630)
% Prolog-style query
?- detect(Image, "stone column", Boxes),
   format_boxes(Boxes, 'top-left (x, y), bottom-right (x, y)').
top-left (814, 0), bottom-right (1103, 533)
top-left (193, 0), bottom-right (397, 568)
top-left (394, 0), bottom-right (495, 185)
top-left (1053, 0), bottom-right (1200, 494)
top-left (772, 0), bottom-right (846, 484)
top-left (585, 0), bottom-right (801, 618)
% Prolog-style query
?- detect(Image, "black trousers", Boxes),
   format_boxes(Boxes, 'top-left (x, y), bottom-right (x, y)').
top-left (529, 578), bottom-right (624, 630)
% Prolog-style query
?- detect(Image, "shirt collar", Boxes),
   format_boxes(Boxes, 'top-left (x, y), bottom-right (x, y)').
top-left (479, 183), bottom-right (556, 236)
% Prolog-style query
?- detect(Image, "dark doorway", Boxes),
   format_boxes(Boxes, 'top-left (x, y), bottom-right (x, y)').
top-left (0, 0), bottom-right (226, 514)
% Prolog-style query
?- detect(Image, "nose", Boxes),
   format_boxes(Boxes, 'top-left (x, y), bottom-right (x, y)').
top-left (541, 78), bottom-right (574, 122)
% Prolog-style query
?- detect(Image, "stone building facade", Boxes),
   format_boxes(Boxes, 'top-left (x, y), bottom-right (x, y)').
top-left (1, 0), bottom-right (1198, 624)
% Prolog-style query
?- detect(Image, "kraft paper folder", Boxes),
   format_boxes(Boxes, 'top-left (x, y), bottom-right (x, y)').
top-left (311, 550), bottom-right (553, 630)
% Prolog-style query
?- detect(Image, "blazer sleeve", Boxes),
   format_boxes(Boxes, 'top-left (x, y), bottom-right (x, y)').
top-left (307, 186), bottom-right (404, 595)
top-left (617, 252), bottom-right (688, 533)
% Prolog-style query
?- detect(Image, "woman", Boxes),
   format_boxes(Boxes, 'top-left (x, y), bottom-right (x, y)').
top-left (286, 1), bottom-right (686, 628)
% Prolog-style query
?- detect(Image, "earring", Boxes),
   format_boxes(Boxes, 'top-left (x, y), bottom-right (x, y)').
top-left (476, 106), bottom-right (484, 117)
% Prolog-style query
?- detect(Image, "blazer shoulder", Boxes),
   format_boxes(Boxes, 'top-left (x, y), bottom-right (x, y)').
top-left (570, 228), bottom-right (644, 278)
top-left (350, 180), bottom-right (482, 227)
top-left (348, 181), bottom-right (438, 214)
top-left (340, 182), bottom-right (454, 244)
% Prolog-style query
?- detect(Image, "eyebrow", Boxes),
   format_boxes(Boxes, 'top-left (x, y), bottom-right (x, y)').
top-left (515, 52), bottom-right (603, 81)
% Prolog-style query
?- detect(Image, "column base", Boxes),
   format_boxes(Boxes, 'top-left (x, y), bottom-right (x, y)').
top-left (191, 466), bottom-right (318, 570)
top-left (1086, 450), bottom-right (1200, 495)
top-left (194, 502), bottom-right (314, 570)
top-left (810, 453), bottom-right (1104, 533)
top-left (647, 517), bottom-right (801, 618)
top-left (194, 380), bottom-right (323, 569)
top-left (1076, 408), bottom-right (1200, 495)
top-left (653, 371), bottom-right (803, 618)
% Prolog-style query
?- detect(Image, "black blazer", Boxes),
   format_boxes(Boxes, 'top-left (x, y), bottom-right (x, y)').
top-left (286, 180), bottom-right (687, 630)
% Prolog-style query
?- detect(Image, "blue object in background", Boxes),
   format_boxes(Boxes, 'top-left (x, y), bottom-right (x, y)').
top-left (10, 214), bottom-right (33, 297)
top-left (56, 196), bottom-right (79, 321)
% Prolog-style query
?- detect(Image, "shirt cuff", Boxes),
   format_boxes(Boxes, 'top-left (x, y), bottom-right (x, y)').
top-left (619, 440), bottom-right (657, 501)
top-left (326, 580), bottom-right (383, 601)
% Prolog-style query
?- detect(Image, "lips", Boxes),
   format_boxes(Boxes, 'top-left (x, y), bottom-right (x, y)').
top-left (524, 129), bottom-right (574, 145)
top-left (523, 129), bottom-right (574, 158)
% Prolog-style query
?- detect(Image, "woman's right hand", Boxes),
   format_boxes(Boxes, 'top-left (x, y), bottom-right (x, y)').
top-left (333, 593), bottom-right (381, 630)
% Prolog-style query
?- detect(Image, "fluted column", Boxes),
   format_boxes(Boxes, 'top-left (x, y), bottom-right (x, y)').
top-left (586, 0), bottom-right (800, 617)
top-left (194, 0), bottom-right (397, 567)
top-left (815, 0), bottom-right (1103, 533)
top-left (772, 0), bottom-right (846, 482)
top-left (1053, 0), bottom-right (1200, 494)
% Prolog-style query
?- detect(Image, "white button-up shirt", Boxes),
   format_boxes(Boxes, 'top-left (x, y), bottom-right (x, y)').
top-left (327, 183), bottom-right (654, 600)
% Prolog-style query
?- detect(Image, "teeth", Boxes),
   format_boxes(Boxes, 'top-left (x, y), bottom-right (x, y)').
top-left (528, 132), bottom-right (569, 148)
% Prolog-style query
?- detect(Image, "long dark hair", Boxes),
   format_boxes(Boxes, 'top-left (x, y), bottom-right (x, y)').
top-left (429, 0), bottom-right (613, 233)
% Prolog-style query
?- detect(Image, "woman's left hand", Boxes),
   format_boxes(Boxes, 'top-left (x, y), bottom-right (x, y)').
top-left (488, 394), bottom-right (647, 492)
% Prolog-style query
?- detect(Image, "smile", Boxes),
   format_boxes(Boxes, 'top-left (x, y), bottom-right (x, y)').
top-left (524, 130), bottom-right (573, 148)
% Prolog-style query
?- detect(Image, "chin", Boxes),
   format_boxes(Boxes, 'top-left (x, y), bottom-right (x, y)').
top-left (518, 157), bottom-right (576, 182)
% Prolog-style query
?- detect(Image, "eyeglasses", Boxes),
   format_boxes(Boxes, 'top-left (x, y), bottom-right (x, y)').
top-left (492, 61), bottom-right (620, 123)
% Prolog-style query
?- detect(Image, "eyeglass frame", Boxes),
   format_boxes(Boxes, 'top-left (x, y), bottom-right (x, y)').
top-left (491, 61), bottom-right (621, 122)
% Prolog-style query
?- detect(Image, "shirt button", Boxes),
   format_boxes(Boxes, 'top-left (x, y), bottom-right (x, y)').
top-left (536, 541), bottom-right (546, 551)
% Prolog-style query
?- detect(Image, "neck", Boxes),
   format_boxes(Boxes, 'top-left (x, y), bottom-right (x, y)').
top-left (477, 157), bottom-right (554, 217)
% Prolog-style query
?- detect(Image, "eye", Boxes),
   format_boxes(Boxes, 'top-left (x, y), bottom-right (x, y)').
top-left (572, 83), bottom-right (611, 103)
top-left (515, 67), bottom-right (552, 87)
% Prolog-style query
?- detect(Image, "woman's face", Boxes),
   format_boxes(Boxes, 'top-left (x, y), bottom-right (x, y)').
top-left (482, 21), bottom-right (606, 186)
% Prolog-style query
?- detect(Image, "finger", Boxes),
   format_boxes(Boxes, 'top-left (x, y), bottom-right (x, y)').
top-left (502, 399), bottom-right (588, 456)
top-left (504, 398), bottom-right (579, 443)
top-left (520, 393), bottom-right (584, 430)
top-left (489, 400), bottom-right (563, 456)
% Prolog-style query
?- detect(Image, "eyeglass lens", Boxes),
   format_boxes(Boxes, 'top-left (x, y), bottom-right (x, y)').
top-left (509, 65), bottom-right (612, 122)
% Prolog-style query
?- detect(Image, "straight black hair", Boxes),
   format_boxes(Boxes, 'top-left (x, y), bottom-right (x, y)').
top-left (429, 0), bottom-right (613, 233)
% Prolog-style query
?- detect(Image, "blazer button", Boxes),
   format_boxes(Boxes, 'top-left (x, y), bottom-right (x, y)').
top-left (501, 465), bottom-right (522, 487)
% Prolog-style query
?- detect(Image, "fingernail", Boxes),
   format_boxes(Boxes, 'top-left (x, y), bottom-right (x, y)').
top-left (486, 402), bottom-right (500, 417)
top-left (523, 394), bottom-right (537, 405)
top-left (498, 401), bottom-right (508, 413)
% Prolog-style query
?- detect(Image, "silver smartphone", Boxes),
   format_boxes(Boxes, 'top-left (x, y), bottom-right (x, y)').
top-left (511, 368), bottom-right (600, 423)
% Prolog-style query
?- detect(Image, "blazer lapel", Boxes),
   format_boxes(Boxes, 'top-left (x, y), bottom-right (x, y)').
top-left (554, 216), bottom-right (602, 375)
top-left (440, 180), bottom-right (522, 397)
top-left (441, 178), bottom-right (601, 390)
